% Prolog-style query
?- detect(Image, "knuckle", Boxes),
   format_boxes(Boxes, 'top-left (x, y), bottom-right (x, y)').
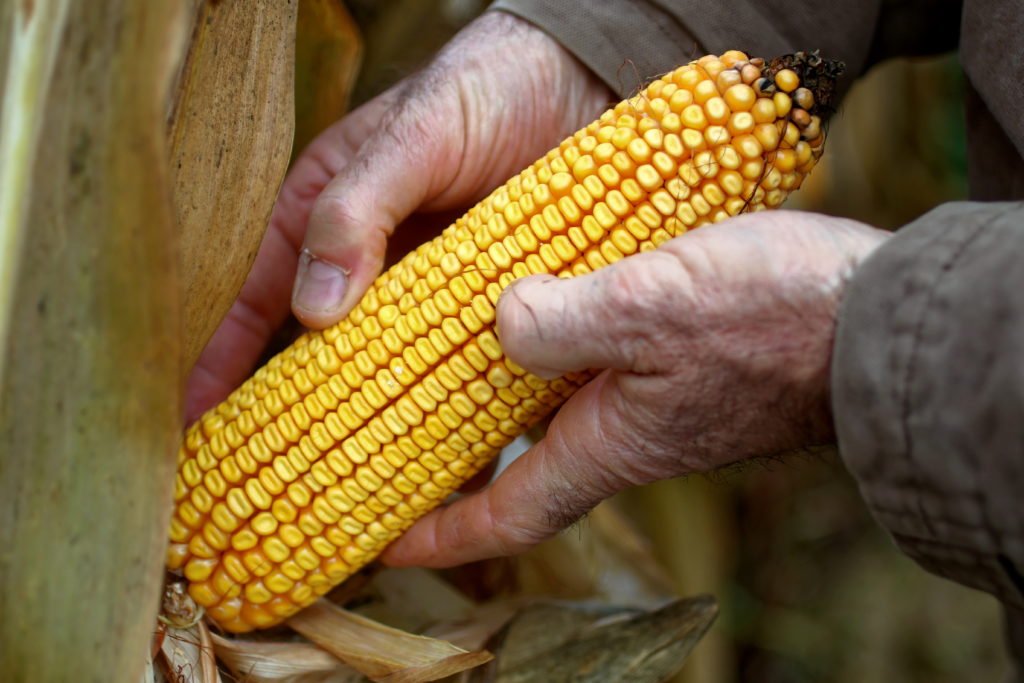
top-left (308, 193), bottom-right (359, 233)
top-left (381, 71), bottom-right (455, 151)
top-left (482, 492), bottom-right (548, 557)
top-left (603, 252), bottom-right (686, 319)
top-left (602, 253), bottom-right (690, 372)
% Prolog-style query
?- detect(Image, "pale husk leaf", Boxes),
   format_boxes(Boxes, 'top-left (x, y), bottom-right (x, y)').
top-left (142, 649), bottom-right (157, 683)
top-left (426, 600), bottom-right (526, 653)
top-left (0, 0), bottom-right (70, 381)
top-left (510, 500), bottom-right (677, 606)
top-left (212, 633), bottom-right (363, 683)
top-left (350, 567), bottom-right (476, 633)
top-left (159, 621), bottom-right (221, 683)
top-left (287, 599), bottom-right (493, 682)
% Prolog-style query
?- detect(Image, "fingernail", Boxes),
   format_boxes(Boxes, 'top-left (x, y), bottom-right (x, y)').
top-left (293, 249), bottom-right (348, 313)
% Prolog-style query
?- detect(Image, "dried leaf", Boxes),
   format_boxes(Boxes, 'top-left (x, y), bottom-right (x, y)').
top-left (287, 599), bottom-right (493, 682)
top-left (425, 600), bottom-right (525, 653)
top-left (474, 596), bottom-right (718, 683)
top-left (198, 622), bottom-right (222, 683)
top-left (375, 655), bottom-right (494, 683)
top-left (168, 0), bottom-right (298, 367)
top-left (471, 500), bottom-right (676, 607)
top-left (586, 501), bottom-right (679, 603)
top-left (212, 633), bottom-right (362, 683)
top-left (0, 1), bottom-right (69, 378)
top-left (159, 621), bottom-right (221, 683)
top-left (356, 567), bottom-right (477, 633)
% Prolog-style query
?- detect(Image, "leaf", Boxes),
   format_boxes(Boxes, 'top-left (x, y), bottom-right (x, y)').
top-left (0, 1), bottom-right (70, 379)
top-left (507, 501), bottom-right (678, 606)
top-left (159, 622), bottom-right (221, 683)
top-left (212, 632), bottom-right (363, 683)
top-left (355, 567), bottom-right (477, 634)
top-left (142, 647), bottom-right (157, 683)
top-left (287, 599), bottom-right (493, 682)
top-left (476, 596), bottom-right (719, 682)
top-left (168, 0), bottom-right (298, 367)
top-left (426, 599), bottom-right (525, 653)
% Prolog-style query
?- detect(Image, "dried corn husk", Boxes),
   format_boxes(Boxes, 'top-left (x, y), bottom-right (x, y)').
top-left (169, 0), bottom-right (298, 366)
top-left (159, 621), bottom-right (222, 683)
top-left (287, 599), bottom-right (493, 682)
top-left (466, 597), bottom-right (718, 683)
top-left (213, 633), bottom-right (362, 683)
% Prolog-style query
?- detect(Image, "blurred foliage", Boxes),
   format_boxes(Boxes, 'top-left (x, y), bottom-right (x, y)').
top-left (293, 0), bottom-right (363, 160)
top-left (344, 0), bottom-right (489, 106)
top-left (322, 3), bottom-right (1005, 681)
top-left (615, 456), bottom-right (1008, 682)
top-left (789, 53), bottom-right (968, 229)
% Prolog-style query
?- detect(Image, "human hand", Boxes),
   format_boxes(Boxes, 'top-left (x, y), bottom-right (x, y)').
top-left (185, 11), bottom-right (611, 421)
top-left (382, 211), bottom-right (890, 568)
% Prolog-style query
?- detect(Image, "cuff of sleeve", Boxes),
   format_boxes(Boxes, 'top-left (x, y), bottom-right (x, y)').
top-left (832, 201), bottom-right (1024, 609)
top-left (488, 0), bottom-right (704, 97)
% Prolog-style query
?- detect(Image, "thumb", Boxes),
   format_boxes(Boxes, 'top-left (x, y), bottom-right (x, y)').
top-left (496, 250), bottom-right (689, 378)
top-left (291, 84), bottom-right (465, 328)
top-left (381, 372), bottom-right (632, 567)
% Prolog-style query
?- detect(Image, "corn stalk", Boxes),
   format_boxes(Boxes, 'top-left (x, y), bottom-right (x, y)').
top-left (0, 1), bottom-right (186, 680)
top-left (0, 1), bottom-right (71, 385)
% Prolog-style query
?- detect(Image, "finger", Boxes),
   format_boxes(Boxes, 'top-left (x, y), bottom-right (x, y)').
top-left (291, 76), bottom-right (468, 329)
top-left (290, 6), bottom-right (612, 329)
top-left (184, 296), bottom-right (274, 423)
top-left (184, 95), bottom-right (398, 419)
top-left (381, 373), bottom-right (637, 567)
top-left (496, 250), bottom-right (692, 379)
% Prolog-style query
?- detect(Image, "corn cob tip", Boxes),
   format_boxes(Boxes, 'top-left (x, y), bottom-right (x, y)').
top-left (761, 51), bottom-right (845, 116)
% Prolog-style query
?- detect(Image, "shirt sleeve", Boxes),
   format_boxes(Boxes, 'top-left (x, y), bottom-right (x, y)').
top-left (832, 200), bottom-right (1024, 612)
top-left (488, 0), bottom-right (960, 98)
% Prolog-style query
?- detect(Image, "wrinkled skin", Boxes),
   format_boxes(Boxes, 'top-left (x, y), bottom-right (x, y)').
top-left (185, 12), bottom-right (611, 417)
top-left (186, 11), bottom-right (890, 570)
top-left (384, 212), bottom-right (887, 566)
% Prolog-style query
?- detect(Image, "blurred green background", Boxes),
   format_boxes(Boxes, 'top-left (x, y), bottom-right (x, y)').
top-left (315, 2), bottom-right (1009, 680)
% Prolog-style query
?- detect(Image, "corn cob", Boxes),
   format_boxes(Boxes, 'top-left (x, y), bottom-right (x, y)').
top-left (168, 51), bottom-right (842, 632)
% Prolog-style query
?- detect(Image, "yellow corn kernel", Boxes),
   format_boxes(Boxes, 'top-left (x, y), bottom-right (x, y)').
top-left (773, 68), bottom-right (799, 93)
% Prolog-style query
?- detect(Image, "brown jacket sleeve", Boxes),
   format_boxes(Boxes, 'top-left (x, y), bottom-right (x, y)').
top-left (832, 201), bottom-right (1024, 671)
